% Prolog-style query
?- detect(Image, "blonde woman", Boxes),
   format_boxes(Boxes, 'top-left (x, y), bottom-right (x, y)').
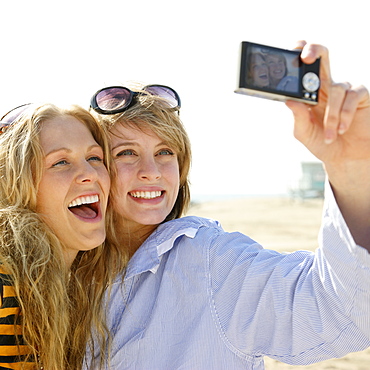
top-left (0, 104), bottom-right (117, 369)
top-left (86, 43), bottom-right (370, 369)
top-left (246, 51), bottom-right (270, 87)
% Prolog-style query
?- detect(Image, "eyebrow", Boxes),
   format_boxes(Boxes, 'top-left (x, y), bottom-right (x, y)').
top-left (111, 140), bottom-right (169, 151)
top-left (44, 144), bottom-right (102, 156)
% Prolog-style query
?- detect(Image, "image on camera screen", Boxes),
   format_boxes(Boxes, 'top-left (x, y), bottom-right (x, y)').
top-left (246, 45), bottom-right (299, 94)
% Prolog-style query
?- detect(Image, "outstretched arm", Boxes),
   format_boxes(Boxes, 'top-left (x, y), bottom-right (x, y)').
top-left (286, 42), bottom-right (370, 251)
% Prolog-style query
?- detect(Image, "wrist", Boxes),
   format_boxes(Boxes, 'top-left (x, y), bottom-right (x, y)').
top-left (324, 159), bottom-right (370, 199)
top-left (325, 159), bottom-right (370, 250)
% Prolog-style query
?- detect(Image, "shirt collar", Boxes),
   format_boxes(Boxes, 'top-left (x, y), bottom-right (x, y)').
top-left (124, 216), bottom-right (205, 279)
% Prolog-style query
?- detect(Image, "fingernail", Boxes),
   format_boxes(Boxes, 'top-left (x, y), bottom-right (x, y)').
top-left (301, 46), bottom-right (313, 59)
top-left (325, 130), bottom-right (335, 144)
top-left (338, 124), bottom-right (346, 135)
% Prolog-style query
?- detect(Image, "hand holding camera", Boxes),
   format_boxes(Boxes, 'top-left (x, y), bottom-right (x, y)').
top-left (236, 40), bottom-right (370, 249)
top-left (286, 41), bottom-right (370, 162)
top-left (293, 41), bottom-right (370, 250)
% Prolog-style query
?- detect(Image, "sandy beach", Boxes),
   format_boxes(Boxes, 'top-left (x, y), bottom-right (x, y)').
top-left (186, 196), bottom-right (370, 370)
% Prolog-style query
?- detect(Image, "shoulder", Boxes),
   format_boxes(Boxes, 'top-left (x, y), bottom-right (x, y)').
top-left (277, 75), bottom-right (299, 91)
top-left (0, 267), bottom-right (13, 292)
top-left (155, 215), bottom-right (260, 255)
top-left (0, 267), bottom-right (16, 308)
top-left (155, 216), bottom-right (224, 242)
top-left (168, 215), bottom-right (222, 228)
top-left (141, 216), bottom-right (226, 258)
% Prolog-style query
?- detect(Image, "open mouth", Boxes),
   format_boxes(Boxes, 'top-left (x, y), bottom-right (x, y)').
top-left (129, 191), bottom-right (162, 199)
top-left (68, 195), bottom-right (99, 219)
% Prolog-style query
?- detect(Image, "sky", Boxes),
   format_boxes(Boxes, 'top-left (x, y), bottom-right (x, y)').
top-left (1, 0), bottom-right (369, 196)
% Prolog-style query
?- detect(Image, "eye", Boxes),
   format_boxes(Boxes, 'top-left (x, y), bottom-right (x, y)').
top-left (52, 159), bottom-right (69, 167)
top-left (88, 155), bottom-right (103, 162)
top-left (156, 148), bottom-right (174, 156)
top-left (116, 149), bottom-right (136, 157)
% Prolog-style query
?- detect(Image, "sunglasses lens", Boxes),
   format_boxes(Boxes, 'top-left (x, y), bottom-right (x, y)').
top-left (144, 85), bottom-right (180, 108)
top-left (0, 104), bottom-right (33, 132)
top-left (95, 87), bottom-right (132, 112)
top-left (91, 85), bottom-right (181, 115)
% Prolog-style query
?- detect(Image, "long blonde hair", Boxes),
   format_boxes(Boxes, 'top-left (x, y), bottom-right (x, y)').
top-left (0, 103), bottom-right (119, 369)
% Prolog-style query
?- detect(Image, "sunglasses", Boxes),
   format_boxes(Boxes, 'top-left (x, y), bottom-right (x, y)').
top-left (90, 84), bottom-right (181, 115)
top-left (0, 103), bottom-right (33, 133)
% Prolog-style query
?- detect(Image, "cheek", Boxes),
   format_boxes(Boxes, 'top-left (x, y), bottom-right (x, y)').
top-left (36, 172), bottom-right (70, 215)
top-left (36, 192), bottom-right (62, 233)
top-left (98, 167), bottom-right (111, 193)
top-left (36, 177), bottom-right (55, 213)
top-left (165, 164), bottom-right (180, 192)
top-left (114, 165), bottom-right (131, 192)
top-left (111, 167), bottom-right (131, 208)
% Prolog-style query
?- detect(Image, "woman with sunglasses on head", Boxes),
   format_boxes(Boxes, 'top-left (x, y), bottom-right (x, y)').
top-left (0, 103), bottom-right (118, 370)
top-left (86, 42), bottom-right (370, 369)
top-left (265, 51), bottom-right (299, 92)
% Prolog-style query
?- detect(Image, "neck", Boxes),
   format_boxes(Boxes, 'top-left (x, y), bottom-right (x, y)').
top-left (63, 250), bottom-right (78, 268)
top-left (116, 222), bottom-right (159, 259)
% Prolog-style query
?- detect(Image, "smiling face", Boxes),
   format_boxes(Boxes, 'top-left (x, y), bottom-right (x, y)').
top-left (266, 54), bottom-right (286, 85)
top-left (109, 123), bottom-right (180, 239)
top-left (251, 53), bottom-right (269, 87)
top-left (36, 115), bottom-right (110, 265)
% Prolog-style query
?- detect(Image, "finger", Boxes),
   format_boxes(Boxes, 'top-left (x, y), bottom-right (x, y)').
top-left (285, 100), bottom-right (314, 144)
top-left (323, 82), bottom-right (351, 143)
top-left (352, 84), bottom-right (370, 109)
top-left (338, 85), bottom-right (370, 134)
top-left (300, 44), bottom-right (332, 86)
top-left (292, 40), bottom-right (307, 50)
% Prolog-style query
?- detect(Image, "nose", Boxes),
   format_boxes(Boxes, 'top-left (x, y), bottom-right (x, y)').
top-left (138, 156), bottom-right (161, 181)
top-left (76, 160), bottom-right (99, 184)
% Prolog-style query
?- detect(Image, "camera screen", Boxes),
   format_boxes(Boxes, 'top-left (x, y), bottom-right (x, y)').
top-left (245, 45), bottom-right (300, 94)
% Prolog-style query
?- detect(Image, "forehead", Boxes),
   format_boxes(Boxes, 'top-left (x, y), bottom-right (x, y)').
top-left (252, 54), bottom-right (265, 64)
top-left (40, 115), bottom-right (87, 134)
top-left (266, 54), bottom-right (283, 62)
top-left (39, 116), bottom-right (96, 149)
top-left (109, 120), bottom-right (183, 153)
top-left (110, 122), bottom-right (162, 141)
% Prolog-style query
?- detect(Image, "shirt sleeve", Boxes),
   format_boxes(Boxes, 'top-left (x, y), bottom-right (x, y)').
top-left (0, 271), bottom-right (33, 370)
top-left (208, 183), bottom-right (370, 365)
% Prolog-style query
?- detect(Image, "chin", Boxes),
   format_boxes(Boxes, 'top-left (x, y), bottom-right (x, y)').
top-left (80, 234), bottom-right (106, 251)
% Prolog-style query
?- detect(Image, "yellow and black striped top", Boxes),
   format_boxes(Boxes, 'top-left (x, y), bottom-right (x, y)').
top-left (0, 269), bottom-right (34, 370)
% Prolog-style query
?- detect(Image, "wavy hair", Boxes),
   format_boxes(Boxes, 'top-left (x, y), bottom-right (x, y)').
top-left (0, 103), bottom-right (120, 369)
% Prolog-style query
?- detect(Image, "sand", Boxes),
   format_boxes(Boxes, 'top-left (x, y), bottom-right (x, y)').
top-left (186, 196), bottom-right (370, 369)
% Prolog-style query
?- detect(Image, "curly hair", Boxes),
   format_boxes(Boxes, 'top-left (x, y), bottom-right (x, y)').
top-left (0, 103), bottom-right (121, 369)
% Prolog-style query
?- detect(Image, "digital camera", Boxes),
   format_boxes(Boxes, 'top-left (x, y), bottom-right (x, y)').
top-left (235, 41), bottom-right (320, 105)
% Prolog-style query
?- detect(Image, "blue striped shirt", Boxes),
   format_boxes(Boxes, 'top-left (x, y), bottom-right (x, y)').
top-left (85, 186), bottom-right (370, 369)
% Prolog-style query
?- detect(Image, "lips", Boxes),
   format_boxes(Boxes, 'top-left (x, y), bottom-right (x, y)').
top-left (68, 195), bottom-right (100, 219)
top-left (272, 69), bottom-right (284, 78)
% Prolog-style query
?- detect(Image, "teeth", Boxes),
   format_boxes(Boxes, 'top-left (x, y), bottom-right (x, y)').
top-left (130, 191), bottom-right (162, 199)
top-left (68, 195), bottom-right (99, 208)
